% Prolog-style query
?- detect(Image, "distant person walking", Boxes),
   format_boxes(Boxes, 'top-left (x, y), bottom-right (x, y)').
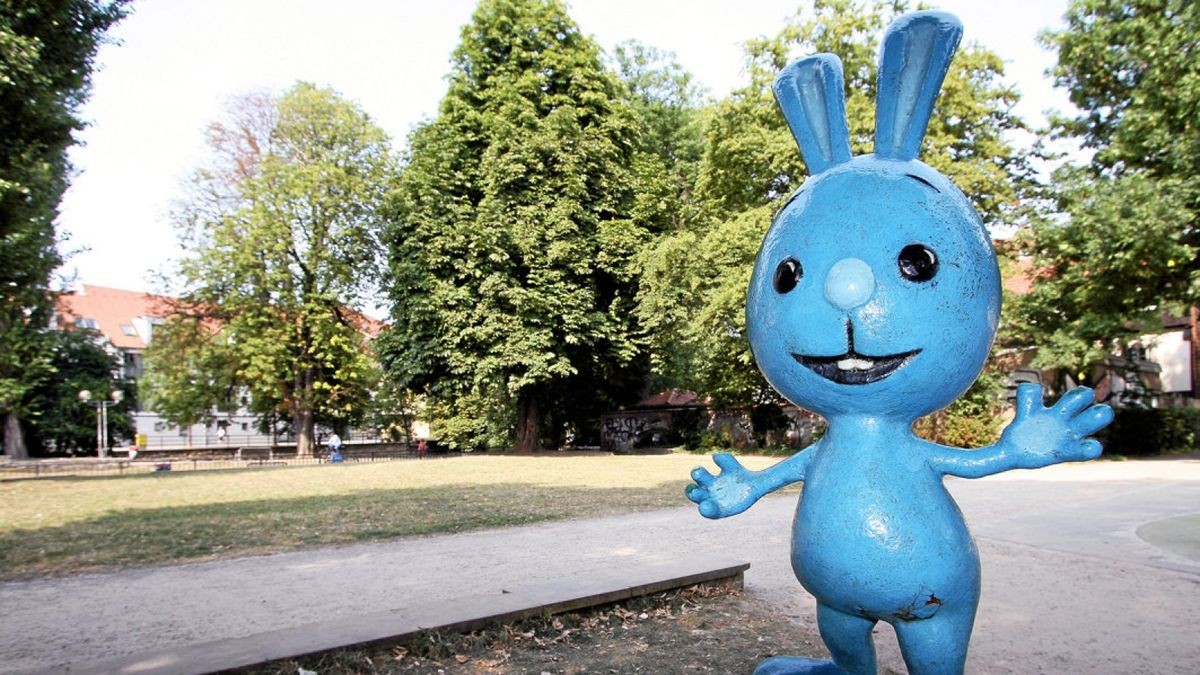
top-left (327, 432), bottom-right (343, 462)
top-left (217, 426), bottom-right (226, 444)
top-left (417, 439), bottom-right (427, 459)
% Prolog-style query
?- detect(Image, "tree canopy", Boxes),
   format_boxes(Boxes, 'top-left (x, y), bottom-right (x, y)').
top-left (147, 83), bottom-right (394, 455)
top-left (0, 0), bottom-right (129, 457)
top-left (1012, 0), bottom-right (1199, 377)
top-left (383, 0), bottom-right (650, 451)
top-left (636, 0), bottom-right (1035, 410)
top-left (23, 328), bottom-right (134, 455)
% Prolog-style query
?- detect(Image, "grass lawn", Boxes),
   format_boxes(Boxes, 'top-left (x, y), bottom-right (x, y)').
top-left (0, 453), bottom-right (784, 581)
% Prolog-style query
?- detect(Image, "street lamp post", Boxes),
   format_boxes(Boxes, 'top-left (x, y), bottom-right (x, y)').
top-left (78, 389), bottom-right (124, 459)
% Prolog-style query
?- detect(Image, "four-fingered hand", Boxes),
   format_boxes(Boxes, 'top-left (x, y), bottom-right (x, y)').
top-left (686, 453), bottom-right (761, 519)
top-left (1000, 383), bottom-right (1113, 469)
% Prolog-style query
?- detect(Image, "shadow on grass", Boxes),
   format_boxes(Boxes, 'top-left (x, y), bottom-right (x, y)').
top-left (0, 481), bottom-right (692, 581)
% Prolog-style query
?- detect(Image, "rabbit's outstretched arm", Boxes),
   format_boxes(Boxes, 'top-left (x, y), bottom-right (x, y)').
top-left (686, 445), bottom-right (816, 519)
top-left (928, 384), bottom-right (1113, 479)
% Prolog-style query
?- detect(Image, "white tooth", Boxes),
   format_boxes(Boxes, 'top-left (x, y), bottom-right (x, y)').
top-left (837, 358), bottom-right (873, 371)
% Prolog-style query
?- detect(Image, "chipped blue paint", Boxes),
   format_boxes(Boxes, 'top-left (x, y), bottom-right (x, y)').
top-left (686, 11), bottom-right (1114, 675)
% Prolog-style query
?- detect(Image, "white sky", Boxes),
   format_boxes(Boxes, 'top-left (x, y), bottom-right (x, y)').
top-left (57, 0), bottom-right (1074, 296)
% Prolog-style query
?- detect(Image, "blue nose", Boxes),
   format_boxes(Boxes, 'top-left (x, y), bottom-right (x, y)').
top-left (824, 257), bottom-right (875, 310)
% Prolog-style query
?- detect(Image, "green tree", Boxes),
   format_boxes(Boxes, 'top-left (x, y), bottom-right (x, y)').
top-left (384, 0), bottom-right (646, 451)
top-left (1045, 0), bottom-right (1199, 182)
top-left (1010, 171), bottom-right (1195, 378)
top-left (637, 0), bottom-right (1034, 412)
top-left (155, 83), bottom-right (394, 456)
top-left (141, 311), bottom-right (240, 434)
top-left (1013, 0), bottom-right (1199, 377)
top-left (0, 0), bottom-right (129, 457)
top-left (611, 41), bottom-right (707, 234)
top-left (23, 328), bottom-right (134, 455)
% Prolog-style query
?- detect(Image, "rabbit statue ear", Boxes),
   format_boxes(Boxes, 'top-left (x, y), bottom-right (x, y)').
top-left (874, 11), bottom-right (963, 161)
top-left (773, 54), bottom-right (852, 176)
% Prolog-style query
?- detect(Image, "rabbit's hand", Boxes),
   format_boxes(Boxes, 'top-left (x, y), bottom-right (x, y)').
top-left (686, 454), bottom-right (767, 519)
top-left (999, 384), bottom-right (1113, 469)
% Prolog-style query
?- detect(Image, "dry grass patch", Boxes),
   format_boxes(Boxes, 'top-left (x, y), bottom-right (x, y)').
top-left (0, 453), bottom-right (781, 580)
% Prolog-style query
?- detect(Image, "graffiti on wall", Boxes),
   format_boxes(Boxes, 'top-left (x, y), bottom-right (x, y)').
top-left (600, 411), bottom-right (672, 452)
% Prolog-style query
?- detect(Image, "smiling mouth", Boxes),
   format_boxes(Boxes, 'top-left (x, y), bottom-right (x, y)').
top-left (791, 350), bottom-right (920, 384)
top-left (791, 322), bottom-right (920, 385)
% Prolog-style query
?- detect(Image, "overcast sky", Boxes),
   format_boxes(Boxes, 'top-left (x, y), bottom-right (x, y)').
top-left (57, 0), bottom-right (1074, 296)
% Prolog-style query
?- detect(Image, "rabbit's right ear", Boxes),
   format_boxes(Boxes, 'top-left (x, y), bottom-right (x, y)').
top-left (874, 11), bottom-right (963, 161)
top-left (773, 54), bottom-right (851, 176)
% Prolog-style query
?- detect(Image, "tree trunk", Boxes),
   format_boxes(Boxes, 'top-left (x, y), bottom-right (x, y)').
top-left (294, 368), bottom-right (315, 457)
top-left (4, 413), bottom-right (28, 459)
top-left (514, 391), bottom-right (539, 453)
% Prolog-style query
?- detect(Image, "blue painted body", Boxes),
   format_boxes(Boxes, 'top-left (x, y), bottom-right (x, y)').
top-left (686, 11), bottom-right (1113, 675)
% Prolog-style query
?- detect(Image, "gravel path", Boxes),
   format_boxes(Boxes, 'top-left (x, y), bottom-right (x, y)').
top-left (3, 457), bottom-right (1198, 674)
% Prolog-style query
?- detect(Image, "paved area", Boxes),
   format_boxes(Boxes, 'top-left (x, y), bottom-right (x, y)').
top-left (2, 457), bottom-right (1198, 674)
top-left (72, 558), bottom-right (750, 675)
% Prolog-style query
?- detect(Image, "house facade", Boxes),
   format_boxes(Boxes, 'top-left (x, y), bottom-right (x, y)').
top-left (53, 284), bottom-right (376, 450)
top-left (1140, 309), bottom-right (1199, 407)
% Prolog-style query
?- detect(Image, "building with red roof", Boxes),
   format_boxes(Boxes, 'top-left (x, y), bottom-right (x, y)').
top-left (53, 284), bottom-right (393, 450)
top-left (54, 284), bottom-right (171, 380)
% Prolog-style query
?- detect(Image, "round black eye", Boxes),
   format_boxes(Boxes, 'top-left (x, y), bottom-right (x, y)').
top-left (898, 244), bottom-right (938, 282)
top-left (773, 257), bottom-right (802, 293)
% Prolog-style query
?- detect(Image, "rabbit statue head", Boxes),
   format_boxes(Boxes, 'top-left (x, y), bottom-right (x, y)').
top-left (746, 11), bottom-right (1000, 421)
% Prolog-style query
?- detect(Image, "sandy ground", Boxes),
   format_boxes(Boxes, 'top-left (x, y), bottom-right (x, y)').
top-left (2, 456), bottom-right (1198, 674)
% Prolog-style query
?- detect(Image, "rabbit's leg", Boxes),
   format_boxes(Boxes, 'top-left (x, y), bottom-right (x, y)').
top-left (817, 604), bottom-right (877, 674)
top-left (892, 605), bottom-right (975, 675)
top-left (754, 603), bottom-right (874, 675)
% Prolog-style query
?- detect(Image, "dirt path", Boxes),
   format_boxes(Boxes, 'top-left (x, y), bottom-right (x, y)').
top-left (3, 457), bottom-right (1198, 674)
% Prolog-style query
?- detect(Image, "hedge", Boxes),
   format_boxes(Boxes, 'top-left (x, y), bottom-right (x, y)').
top-left (1099, 407), bottom-right (1200, 456)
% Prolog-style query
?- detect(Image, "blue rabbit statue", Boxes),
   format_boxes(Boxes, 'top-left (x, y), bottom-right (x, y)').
top-left (685, 11), bottom-right (1113, 675)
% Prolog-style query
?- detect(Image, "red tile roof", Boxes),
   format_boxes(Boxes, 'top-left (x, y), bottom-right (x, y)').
top-left (55, 284), bottom-right (387, 349)
top-left (632, 389), bottom-right (706, 409)
top-left (55, 285), bottom-right (172, 350)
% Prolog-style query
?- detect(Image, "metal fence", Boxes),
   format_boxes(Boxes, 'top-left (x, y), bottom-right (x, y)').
top-left (0, 447), bottom-right (460, 480)
top-left (133, 430), bottom-right (388, 452)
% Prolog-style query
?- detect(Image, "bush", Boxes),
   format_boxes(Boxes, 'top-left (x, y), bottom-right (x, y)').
top-left (1100, 407), bottom-right (1200, 456)
top-left (914, 368), bottom-right (1007, 448)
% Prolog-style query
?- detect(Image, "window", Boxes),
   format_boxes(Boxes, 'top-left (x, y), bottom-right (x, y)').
top-left (120, 324), bottom-right (137, 336)
top-left (75, 317), bottom-right (98, 329)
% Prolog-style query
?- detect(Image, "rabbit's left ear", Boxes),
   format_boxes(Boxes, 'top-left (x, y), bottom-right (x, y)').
top-left (774, 54), bottom-right (852, 176)
top-left (875, 11), bottom-right (963, 161)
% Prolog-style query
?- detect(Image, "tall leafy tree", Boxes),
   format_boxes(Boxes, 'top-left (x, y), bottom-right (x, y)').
top-left (637, 0), bottom-right (1035, 414)
top-left (1010, 171), bottom-right (1195, 376)
top-left (155, 84), bottom-right (394, 456)
top-left (1046, 0), bottom-right (1199, 182)
top-left (609, 42), bottom-right (711, 396)
top-left (1013, 0), bottom-right (1199, 377)
top-left (611, 41), bottom-right (707, 234)
top-left (140, 312), bottom-right (240, 434)
top-left (384, 0), bottom-right (645, 451)
top-left (24, 328), bottom-right (134, 455)
top-left (0, 0), bottom-right (129, 457)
